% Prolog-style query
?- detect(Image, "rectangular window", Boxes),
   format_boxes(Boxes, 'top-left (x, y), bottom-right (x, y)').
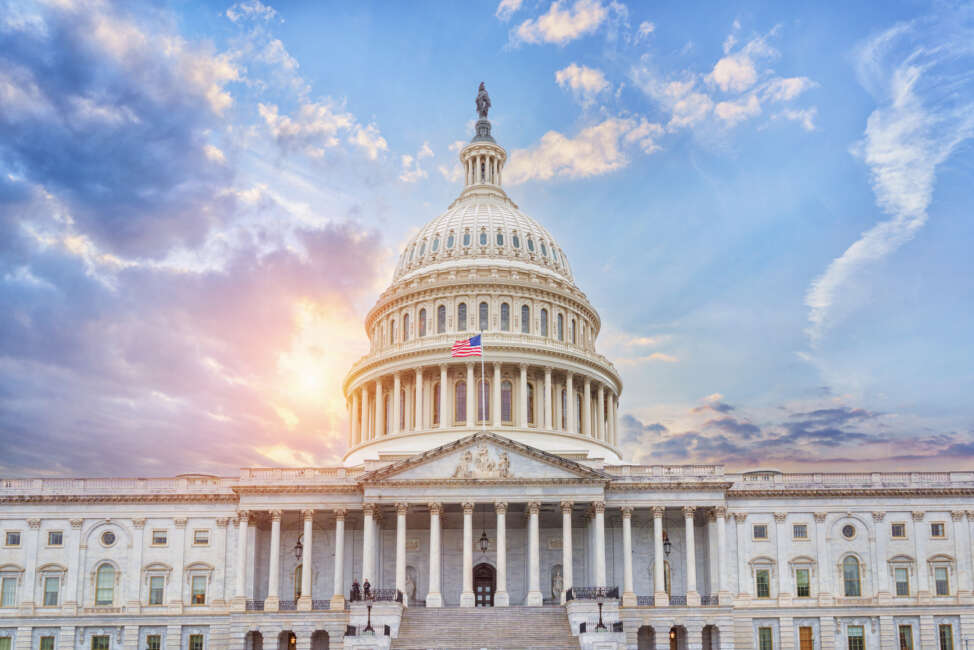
top-left (894, 568), bottom-right (910, 596)
top-left (4, 531), bottom-right (20, 547)
top-left (755, 569), bottom-right (771, 598)
top-left (91, 637), bottom-right (110, 650)
top-left (753, 524), bottom-right (768, 540)
top-left (146, 636), bottom-right (161, 650)
top-left (793, 523), bottom-right (808, 539)
top-left (193, 529), bottom-right (209, 546)
top-left (796, 568), bottom-right (810, 597)
top-left (191, 575), bottom-right (207, 604)
top-left (939, 624), bottom-right (953, 650)
top-left (1, 577), bottom-right (16, 607)
top-left (847, 625), bottom-right (865, 650)
top-left (931, 522), bottom-right (946, 538)
top-left (47, 531), bottom-right (63, 546)
top-left (891, 522), bottom-right (907, 538)
top-left (799, 626), bottom-right (813, 650)
top-left (758, 627), bottom-right (773, 650)
top-left (39, 638), bottom-right (55, 650)
top-left (898, 625), bottom-right (914, 650)
top-left (149, 576), bottom-right (165, 605)
top-left (189, 634), bottom-right (204, 650)
top-left (151, 529), bottom-right (167, 545)
top-left (43, 576), bottom-right (59, 606)
top-left (935, 567), bottom-right (950, 596)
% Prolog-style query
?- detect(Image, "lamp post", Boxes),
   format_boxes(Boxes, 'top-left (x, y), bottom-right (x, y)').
top-left (595, 589), bottom-right (607, 631)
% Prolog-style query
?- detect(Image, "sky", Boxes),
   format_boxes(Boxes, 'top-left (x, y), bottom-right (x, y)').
top-left (1, 0), bottom-right (973, 477)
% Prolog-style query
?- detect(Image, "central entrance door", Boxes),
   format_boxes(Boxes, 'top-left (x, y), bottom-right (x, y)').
top-left (473, 563), bottom-right (495, 607)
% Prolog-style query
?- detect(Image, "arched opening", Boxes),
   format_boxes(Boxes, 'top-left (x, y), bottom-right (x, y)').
top-left (637, 626), bottom-right (656, 650)
top-left (670, 626), bottom-right (688, 650)
top-left (521, 305), bottom-right (530, 333)
top-left (454, 380), bottom-right (467, 425)
top-left (473, 563), bottom-right (495, 607)
top-left (403, 313), bottom-right (409, 341)
top-left (476, 379), bottom-right (490, 424)
top-left (400, 389), bottom-right (406, 431)
top-left (383, 394), bottom-right (390, 436)
top-left (557, 313), bottom-right (564, 341)
top-left (437, 305), bottom-right (446, 333)
top-left (702, 625), bottom-right (720, 650)
top-left (479, 301), bottom-right (489, 331)
top-left (310, 631), bottom-right (329, 650)
top-left (277, 631), bottom-right (296, 650)
top-left (501, 380), bottom-right (513, 424)
top-left (575, 393), bottom-right (582, 432)
top-left (540, 308), bottom-right (548, 336)
top-left (418, 308), bottom-right (426, 337)
top-left (244, 631), bottom-right (263, 650)
top-left (500, 303), bottom-right (510, 331)
top-left (527, 382), bottom-right (535, 425)
top-left (560, 389), bottom-right (567, 430)
top-left (843, 555), bottom-right (862, 596)
top-left (457, 303), bottom-right (467, 331)
top-left (432, 382), bottom-right (440, 425)
top-left (94, 563), bottom-right (115, 606)
top-left (294, 564), bottom-right (302, 599)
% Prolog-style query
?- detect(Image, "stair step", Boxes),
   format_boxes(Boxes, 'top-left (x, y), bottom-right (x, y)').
top-left (391, 606), bottom-right (579, 650)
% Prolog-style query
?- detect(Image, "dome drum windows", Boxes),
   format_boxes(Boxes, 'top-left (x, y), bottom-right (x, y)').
top-left (457, 303), bottom-right (467, 331)
top-left (500, 303), bottom-right (510, 331)
top-left (447, 232), bottom-right (455, 249)
top-left (437, 305), bottom-right (446, 333)
top-left (463, 231), bottom-right (471, 247)
top-left (512, 233), bottom-right (520, 249)
top-left (402, 313), bottom-right (410, 342)
top-left (527, 238), bottom-right (535, 253)
top-left (540, 309), bottom-right (549, 337)
top-left (478, 302), bottom-right (489, 331)
top-left (496, 231), bottom-right (504, 247)
top-left (418, 309), bottom-right (427, 337)
top-left (431, 237), bottom-right (440, 253)
top-left (521, 305), bottom-right (530, 334)
top-left (479, 230), bottom-right (488, 246)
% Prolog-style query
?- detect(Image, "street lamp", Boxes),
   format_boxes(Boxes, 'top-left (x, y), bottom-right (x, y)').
top-left (479, 507), bottom-right (489, 553)
top-left (293, 538), bottom-right (303, 561)
top-left (662, 531), bottom-right (672, 557)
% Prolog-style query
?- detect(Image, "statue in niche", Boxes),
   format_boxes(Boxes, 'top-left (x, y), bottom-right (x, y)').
top-left (551, 564), bottom-right (564, 600)
top-left (476, 82), bottom-right (491, 119)
top-left (405, 565), bottom-right (417, 602)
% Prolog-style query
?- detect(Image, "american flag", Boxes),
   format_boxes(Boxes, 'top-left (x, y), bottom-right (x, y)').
top-left (451, 334), bottom-right (482, 357)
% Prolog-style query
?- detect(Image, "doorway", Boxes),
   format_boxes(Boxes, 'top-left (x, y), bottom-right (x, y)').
top-left (473, 563), bottom-right (495, 607)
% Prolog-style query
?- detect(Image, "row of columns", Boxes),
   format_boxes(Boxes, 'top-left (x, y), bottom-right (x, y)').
top-left (465, 152), bottom-right (501, 186)
top-left (349, 364), bottom-right (620, 447)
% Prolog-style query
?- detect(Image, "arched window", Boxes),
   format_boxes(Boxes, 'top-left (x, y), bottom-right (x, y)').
top-left (521, 305), bottom-right (530, 333)
top-left (433, 382), bottom-right (440, 425)
top-left (501, 380), bottom-right (513, 423)
top-left (541, 242), bottom-right (548, 257)
top-left (403, 313), bottom-right (410, 342)
top-left (477, 380), bottom-right (490, 423)
top-left (383, 394), bottom-right (391, 436)
top-left (557, 314), bottom-right (564, 341)
top-left (419, 309), bottom-right (427, 337)
top-left (560, 389), bottom-right (567, 430)
top-left (540, 309), bottom-right (548, 337)
top-left (576, 393), bottom-right (582, 432)
top-left (95, 564), bottom-right (115, 605)
top-left (400, 389), bottom-right (406, 431)
top-left (389, 318), bottom-right (396, 344)
top-left (455, 380), bottom-right (466, 424)
top-left (571, 318), bottom-right (576, 344)
top-left (432, 236), bottom-right (439, 252)
top-left (437, 305), bottom-right (446, 333)
top-left (527, 238), bottom-right (535, 252)
top-left (513, 234), bottom-right (520, 248)
top-left (479, 302), bottom-right (488, 331)
top-left (527, 382), bottom-right (535, 425)
top-left (463, 231), bottom-right (471, 247)
top-left (479, 231), bottom-right (488, 246)
top-left (843, 557), bottom-right (861, 597)
top-left (500, 303), bottom-right (510, 331)
top-left (419, 241), bottom-right (426, 256)
top-left (447, 233), bottom-right (455, 248)
top-left (458, 303), bottom-right (467, 331)
top-left (496, 232), bottom-right (504, 246)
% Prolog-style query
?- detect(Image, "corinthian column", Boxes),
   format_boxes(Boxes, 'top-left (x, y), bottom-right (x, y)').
top-left (519, 364), bottom-right (528, 428)
top-left (716, 506), bottom-right (731, 605)
top-left (232, 512), bottom-right (250, 610)
top-left (582, 378), bottom-right (591, 436)
top-left (653, 506), bottom-right (669, 606)
top-left (414, 368), bottom-right (423, 431)
top-left (597, 385), bottom-right (605, 440)
top-left (362, 504), bottom-right (376, 585)
top-left (495, 502), bottom-right (509, 606)
top-left (622, 506), bottom-right (636, 607)
top-left (527, 501), bottom-right (543, 605)
top-left (331, 509), bottom-right (346, 609)
top-left (265, 510), bottom-right (282, 611)
top-left (297, 509), bottom-right (313, 610)
top-left (594, 501), bottom-right (606, 587)
top-left (375, 380), bottom-right (385, 437)
top-left (561, 501), bottom-right (574, 604)
top-left (360, 386), bottom-right (370, 441)
top-left (543, 367), bottom-right (553, 430)
top-left (395, 503), bottom-right (408, 604)
top-left (392, 373), bottom-right (401, 435)
top-left (461, 503), bottom-right (475, 607)
top-left (566, 372), bottom-right (575, 433)
top-left (684, 506), bottom-right (700, 606)
top-left (427, 504), bottom-right (443, 607)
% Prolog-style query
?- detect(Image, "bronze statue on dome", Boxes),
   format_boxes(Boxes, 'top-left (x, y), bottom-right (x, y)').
top-left (476, 82), bottom-right (491, 119)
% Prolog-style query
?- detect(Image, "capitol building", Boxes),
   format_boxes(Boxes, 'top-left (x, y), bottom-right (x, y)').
top-left (2, 87), bottom-right (973, 650)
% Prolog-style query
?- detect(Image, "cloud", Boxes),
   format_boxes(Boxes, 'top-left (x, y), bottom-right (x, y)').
top-left (805, 17), bottom-right (974, 343)
top-left (705, 415), bottom-right (760, 438)
top-left (259, 100), bottom-right (388, 160)
top-left (706, 32), bottom-right (777, 93)
top-left (776, 107), bottom-right (817, 131)
top-left (555, 63), bottom-right (610, 106)
top-left (495, 0), bottom-right (523, 21)
top-left (636, 21), bottom-right (655, 41)
top-left (510, 0), bottom-right (609, 46)
top-left (763, 77), bottom-right (815, 102)
top-left (226, 0), bottom-right (278, 23)
top-left (714, 94), bottom-right (761, 126)
top-left (400, 142), bottom-right (434, 182)
top-left (619, 413), bottom-right (668, 445)
top-left (616, 352), bottom-right (678, 365)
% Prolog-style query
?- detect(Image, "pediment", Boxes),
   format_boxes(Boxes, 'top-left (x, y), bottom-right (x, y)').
top-left (360, 432), bottom-right (608, 483)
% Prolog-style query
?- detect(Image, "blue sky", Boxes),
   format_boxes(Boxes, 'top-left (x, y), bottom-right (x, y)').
top-left (0, 0), bottom-right (972, 475)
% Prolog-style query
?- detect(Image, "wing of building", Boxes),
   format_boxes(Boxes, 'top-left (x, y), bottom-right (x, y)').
top-left (1, 86), bottom-right (972, 650)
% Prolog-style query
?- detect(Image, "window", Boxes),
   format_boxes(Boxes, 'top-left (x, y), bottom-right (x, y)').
top-left (455, 380), bottom-right (466, 424)
top-left (479, 302), bottom-right (488, 331)
top-left (152, 530), bottom-right (167, 545)
top-left (931, 522), bottom-right (945, 538)
top-left (191, 575), bottom-right (207, 604)
top-left (894, 567), bottom-right (910, 596)
top-left (560, 389), bottom-right (567, 429)
top-left (898, 625), bottom-right (913, 650)
top-left (847, 626), bottom-right (864, 650)
top-left (575, 393), bottom-right (582, 431)
top-left (95, 564), bottom-right (114, 605)
top-left (527, 383), bottom-right (535, 425)
top-left (43, 576), bottom-right (59, 606)
top-left (189, 634), bottom-right (204, 650)
top-left (934, 567), bottom-right (950, 596)
top-left (501, 380), bottom-right (513, 423)
top-left (500, 303), bottom-right (510, 331)
top-left (100, 530), bottom-right (116, 547)
top-left (541, 242), bottom-right (548, 257)
top-left (40, 638), bottom-right (54, 650)
top-left (842, 524), bottom-right (856, 539)
top-left (527, 237), bottom-right (535, 252)
top-left (149, 576), bottom-right (165, 605)
top-left (939, 624), bottom-right (953, 650)
top-left (431, 236), bottom-right (439, 252)
top-left (556, 313), bottom-right (563, 340)
top-left (521, 305), bottom-right (530, 333)
top-left (418, 241), bottom-right (425, 256)
top-left (447, 233), bottom-right (455, 249)
top-left (91, 637), bottom-right (110, 650)
top-left (753, 524), bottom-right (768, 540)
top-left (843, 556), bottom-right (861, 597)
top-left (799, 627), bottom-right (813, 650)
top-left (47, 531), bottom-right (63, 546)
top-left (437, 305), bottom-right (446, 333)
top-left (432, 382), bottom-right (440, 425)
top-left (496, 232), bottom-right (503, 246)
top-left (891, 522), bottom-right (907, 539)
top-left (793, 524), bottom-right (808, 540)
top-left (1, 576), bottom-right (16, 607)
top-left (146, 636), bottom-right (162, 650)
top-left (4, 531), bottom-right (20, 547)
top-left (389, 318), bottom-right (396, 344)
top-left (479, 231), bottom-right (487, 246)
top-left (755, 569), bottom-right (771, 598)
top-left (399, 389), bottom-right (406, 430)
top-left (758, 627), bottom-right (773, 650)
top-left (476, 380), bottom-right (490, 423)
top-left (796, 568), bottom-right (810, 597)
top-left (458, 303), bottom-right (467, 331)
top-left (193, 530), bottom-right (209, 546)
top-left (419, 308), bottom-right (427, 337)
top-left (403, 313), bottom-right (409, 341)
top-left (570, 318), bottom-right (576, 344)
top-left (295, 564), bottom-right (302, 598)
top-left (383, 394), bottom-right (390, 435)
top-left (512, 234), bottom-right (520, 248)
top-left (463, 232), bottom-right (471, 247)
top-left (540, 309), bottom-right (548, 336)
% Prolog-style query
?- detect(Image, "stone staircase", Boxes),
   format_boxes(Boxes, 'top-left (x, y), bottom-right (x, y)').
top-left (391, 605), bottom-right (580, 650)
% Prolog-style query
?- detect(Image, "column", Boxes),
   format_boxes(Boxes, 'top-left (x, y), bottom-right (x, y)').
top-left (392, 373), bottom-right (401, 435)
top-left (233, 512), bottom-right (249, 609)
top-left (543, 367), bottom-right (553, 430)
top-left (594, 501), bottom-right (607, 587)
top-left (582, 378), bottom-right (592, 436)
top-left (813, 512), bottom-right (832, 605)
top-left (171, 518), bottom-right (186, 610)
top-left (492, 362), bottom-right (502, 426)
top-left (375, 379), bottom-right (384, 437)
top-left (685, 506), bottom-right (700, 605)
top-left (621, 506), bottom-right (636, 606)
top-left (495, 502), bottom-right (510, 606)
top-left (297, 510), bottom-right (313, 610)
top-left (128, 518), bottom-right (145, 610)
top-left (20, 519), bottom-right (40, 611)
top-left (913, 511), bottom-right (930, 600)
top-left (439, 365), bottom-right (448, 429)
top-left (957, 512), bottom-right (973, 600)
top-left (519, 364), bottom-right (528, 427)
top-left (62, 519), bottom-right (82, 613)
top-left (265, 510), bottom-right (282, 611)
top-left (597, 385), bottom-right (605, 440)
top-left (773, 512), bottom-right (790, 606)
top-left (612, 395), bottom-right (619, 445)
top-left (461, 503), bottom-right (475, 607)
top-left (362, 504), bottom-right (375, 585)
top-left (873, 512), bottom-right (890, 602)
top-left (414, 368), bottom-right (423, 431)
top-left (395, 503), bottom-right (408, 604)
top-left (351, 391), bottom-right (361, 444)
top-left (427, 504), bottom-right (443, 607)
top-left (566, 372), bottom-right (575, 433)
top-left (716, 507), bottom-right (731, 604)
top-left (561, 501), bottom-right (574, 604)
top-left (527, 501), bottom-right (543, 605)
top-left (466, 363), bottom-right (475, 427)
top-left (360, 386), bottom-right (369, 441)
top-left (653, 506), bottom-right (669, 606)
top-left (331, 509), bottom-right (346, 608)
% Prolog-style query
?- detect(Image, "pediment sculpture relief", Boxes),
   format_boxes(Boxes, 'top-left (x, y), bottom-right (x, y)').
top-left (452, 443), bottom-right (512, 479)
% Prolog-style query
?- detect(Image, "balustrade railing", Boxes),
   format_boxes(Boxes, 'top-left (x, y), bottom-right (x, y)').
top-left (278, 600), bottom-right (297, 611)
top-left (669, 595), bottom-right (687, 606)
top-left (700, 594), bottom-right (719, 606)
top-left (566, 586), bottom-right (619, 601)
top-left (636, 595), bottom-right (655, 606)
top-left (245, 600), bottom-right (264, 611)
top-left (311, 600), bottom-right (331, 610)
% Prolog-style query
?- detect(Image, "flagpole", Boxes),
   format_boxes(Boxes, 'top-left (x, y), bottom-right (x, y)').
top-left (480, 330), bottom-right (486, 431)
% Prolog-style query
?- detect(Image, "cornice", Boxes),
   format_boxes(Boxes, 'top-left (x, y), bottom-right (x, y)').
top-left (607, 481), bottom-right (735, 492)
top-left (233, 485), bottom-right (360, 495)
top-left (728, 487), bottom-right (974, 497)
top-left (0, 494), bottom-right (237, 505)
